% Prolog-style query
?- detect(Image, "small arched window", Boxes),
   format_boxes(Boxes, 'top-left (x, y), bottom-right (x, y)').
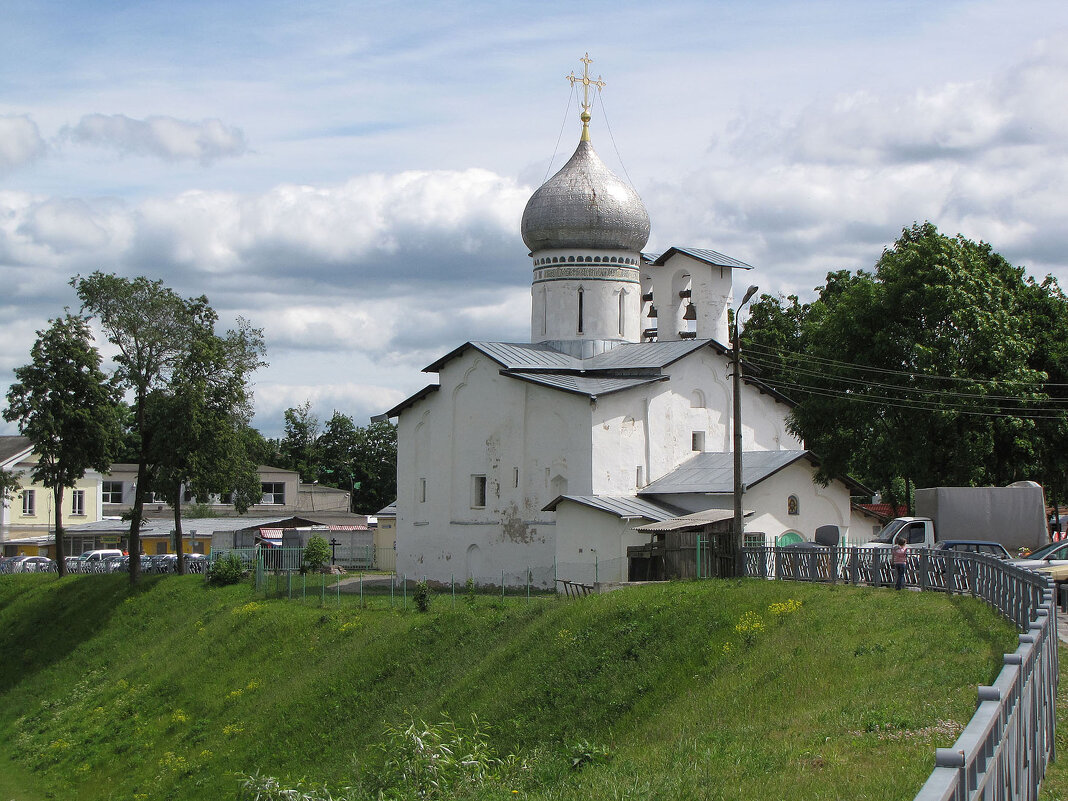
top-left (577, 287), bottom-right (584, 334)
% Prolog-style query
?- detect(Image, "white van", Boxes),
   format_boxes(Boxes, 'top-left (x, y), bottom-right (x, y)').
top-left (77, 549), bottom-right (124, 562)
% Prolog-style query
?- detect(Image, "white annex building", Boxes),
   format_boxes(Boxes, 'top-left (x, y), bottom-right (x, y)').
top-left (387, 57), bottom-right (874, 587)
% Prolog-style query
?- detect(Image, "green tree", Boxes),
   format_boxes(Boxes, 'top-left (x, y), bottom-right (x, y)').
top-left (3, 314), bottom-right (123, 575)
top-left (73, 272), bottom-right (225, 583)
top-left (743, 223), bottom-right (1058, 506)
top-left (145, 320), bottom-right (266, 573)
top-left (0, 469), bottom-right (20, 513)
top-left (353, 419), bottom-right (397, 514)
top-left (280, 401), bottom-right (321, 482)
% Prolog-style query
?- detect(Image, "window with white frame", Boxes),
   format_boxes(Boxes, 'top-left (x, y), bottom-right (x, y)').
top-left (261, 482), bottom-right (285, 504)
top-left (102, 481), bottom-right (123, 504)
top-left (471, 475), bottom-right (487, 508)
top-left (71, 490), bottom-right (86, 516)
top-left (21, 489), bottom-right (35, 516)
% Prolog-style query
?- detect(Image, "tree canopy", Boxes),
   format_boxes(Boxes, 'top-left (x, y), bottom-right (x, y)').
top-left (73, 272), bottom-right (265, 581)
top-left (3, 314), bottom-right (123, 574)
top-left (742, 222), bottom-right (1068, 511)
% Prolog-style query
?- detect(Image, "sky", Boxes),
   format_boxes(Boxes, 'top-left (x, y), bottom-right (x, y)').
top-left (3, 0), bottom-right (1068, 438)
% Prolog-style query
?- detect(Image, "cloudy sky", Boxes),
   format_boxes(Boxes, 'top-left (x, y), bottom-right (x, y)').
top-left (3, 0), bottom-right (1067, 438)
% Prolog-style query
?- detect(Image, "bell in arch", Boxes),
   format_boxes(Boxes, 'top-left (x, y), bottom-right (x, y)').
top-left (682, 302), bottom-right (697, 321)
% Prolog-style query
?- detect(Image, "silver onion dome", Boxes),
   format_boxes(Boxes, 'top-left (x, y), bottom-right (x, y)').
top-left (521, 139), bottom-right (650, 253)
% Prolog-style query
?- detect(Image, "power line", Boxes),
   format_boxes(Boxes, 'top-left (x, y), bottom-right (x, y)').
top-left (743, 341), bottom-right (1068, 389)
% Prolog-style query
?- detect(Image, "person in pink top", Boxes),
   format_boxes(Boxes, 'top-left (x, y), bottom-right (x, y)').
top-left (892, 536), bottom-right (908, 590)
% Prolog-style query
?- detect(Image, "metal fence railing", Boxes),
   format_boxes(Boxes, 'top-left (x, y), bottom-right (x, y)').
top-left (744, 545), bottom-right (1058, 801)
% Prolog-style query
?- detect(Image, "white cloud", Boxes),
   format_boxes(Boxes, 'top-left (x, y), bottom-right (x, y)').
top-left (62, 114), bottom-right (247, 165)
top-left (0, 116), bottom-right (46, 172)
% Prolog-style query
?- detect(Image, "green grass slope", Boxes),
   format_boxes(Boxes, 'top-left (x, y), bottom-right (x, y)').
top-left (0, 575), bottom-right (1020, 801)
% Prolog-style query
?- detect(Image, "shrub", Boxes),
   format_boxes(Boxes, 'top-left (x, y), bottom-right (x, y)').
top-left (303, 536), bottom-right (331, 573)
top-left (414, 580), bottom-right (431, 613)
top-left (464, 577), bottom-right (476, 607)
top-left (207, 553), bottom-right (246, 586)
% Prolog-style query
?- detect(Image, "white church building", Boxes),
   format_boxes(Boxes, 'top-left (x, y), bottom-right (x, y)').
top-left (386, 59), bottom-right (874, 587)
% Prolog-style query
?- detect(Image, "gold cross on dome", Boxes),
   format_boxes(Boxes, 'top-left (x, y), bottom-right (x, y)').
top-left (566, 52), bottom-right (605, 140)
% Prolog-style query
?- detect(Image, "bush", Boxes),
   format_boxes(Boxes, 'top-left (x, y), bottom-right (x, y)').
top-left (207, 553), bottom-right (246, 586)
top-left (303, 535), bottom-right (331, 573)
top-left (414, 580), bottom-right (431, 613)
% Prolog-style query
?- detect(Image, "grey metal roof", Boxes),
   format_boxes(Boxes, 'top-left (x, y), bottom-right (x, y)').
top-left (0, 436), bottom-right (33, 466)
top-left (385, 384), bottom-right (440, 418)
top-left (423, 341), bottom-right (583, 373)
top-left (638, 450), bottom-right (810, 495)
top-left (583, 339), bottom-right (715, 370)
top-left (649, 246), bottom-right (754, 270)
top-left (505, 372), bottom-right (665, 398)
top-left (542, 494), bottom-right (682, 521)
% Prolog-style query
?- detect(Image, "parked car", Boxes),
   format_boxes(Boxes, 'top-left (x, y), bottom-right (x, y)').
top-left (935, 540), bottom-right (1012, 560)
top-left (1012, 540), bottom-right (1068, 570)
top-left (8, 555), bottom-right (56, 573)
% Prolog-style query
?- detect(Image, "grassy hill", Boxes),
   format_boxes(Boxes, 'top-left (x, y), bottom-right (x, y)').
top-left (0, 573), bottom-right (1034, 800)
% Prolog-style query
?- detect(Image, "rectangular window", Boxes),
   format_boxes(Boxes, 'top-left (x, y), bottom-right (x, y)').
top-left (636, 466), bottom-right (644, 488)
top-left (220, 491), bottom-right (233, 505)
top-left (261, 482), bottom-right (285, 504)
top-left (102, 481), bottom-right (123, 504)
top-left (21, 489), bottom-right (35, 516)
top-left (513, 467), bottom-right (519, 489)
top-left (418, 478), bottom-right (427, 504)
top-left (691, 431), bottom-right (706, 451)
top-left (71, 490), bottom-right (86, 516)
top-left (471, 475), bottom-right (487, 509)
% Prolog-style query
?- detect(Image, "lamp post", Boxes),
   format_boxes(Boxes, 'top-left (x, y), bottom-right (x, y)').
top-left (732, 285), bottom-right (759, 577)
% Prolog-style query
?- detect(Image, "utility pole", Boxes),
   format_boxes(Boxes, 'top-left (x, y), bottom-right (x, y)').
top-left (732, 285), bottom-right (759, 577)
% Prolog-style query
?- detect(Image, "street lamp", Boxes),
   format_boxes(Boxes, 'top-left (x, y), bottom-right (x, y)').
top-left (732, 284), bottom-right (759, 577)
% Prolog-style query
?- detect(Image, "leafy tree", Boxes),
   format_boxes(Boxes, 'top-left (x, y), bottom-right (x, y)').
top-left (3, 314), bottom-right (123, 574)
top-left (317, 411), bottom-right (361, 508)
top-left (280, 401), bottom-right (321, 482)
top-left (73, 272), bottom-right (225, 583)
top-left (353, 419), bottom-right (397, 514)
top-left (743, 222), bottom-right (1060, 507)
top-left (145, 320), bottom-right (266, 573)
top-left (0, 469), bottom-right (20, 513)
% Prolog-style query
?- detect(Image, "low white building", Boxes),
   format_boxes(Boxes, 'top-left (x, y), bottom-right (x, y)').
top-left (387, 61), bottom-right (871, 587)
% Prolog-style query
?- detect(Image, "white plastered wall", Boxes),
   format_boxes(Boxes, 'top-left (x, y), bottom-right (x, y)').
top-left (553, 500), bottom-right (649, 585)
top-left (589, 346), bottom-right (801, 495)
top-left (395, 349), bottom-right (594, 586)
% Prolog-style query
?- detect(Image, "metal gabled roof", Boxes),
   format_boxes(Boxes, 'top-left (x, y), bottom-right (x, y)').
top-left (649, 246), bottom-right (754, 270)
top-left (638, 450), bottom-right (810, 495)
top-left (583, 338), bottom-right (716, 370)
top-left (504, 372), bottom-right (666, 398)
top-left (423, 341), bottom-right (583, 373)
top-left (542, 494), bottom-right (684, 520)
